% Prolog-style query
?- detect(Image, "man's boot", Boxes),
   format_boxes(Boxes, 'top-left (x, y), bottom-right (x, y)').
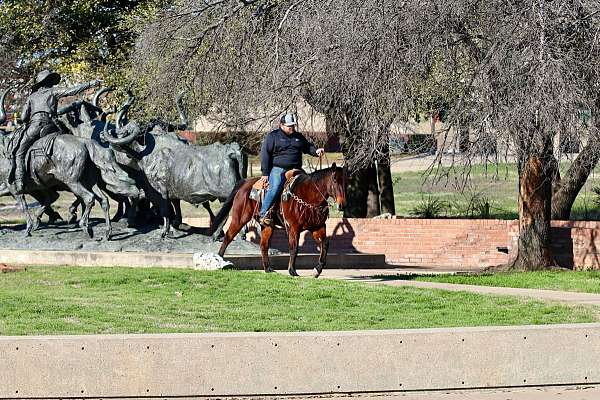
top-left (260, 209), bottom-right (273, 227)
top-left (13, 158), bottom-right (26, 194)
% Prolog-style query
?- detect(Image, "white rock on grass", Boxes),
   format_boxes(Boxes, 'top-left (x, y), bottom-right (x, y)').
top-left (192, 252), bottom-right (234, 270)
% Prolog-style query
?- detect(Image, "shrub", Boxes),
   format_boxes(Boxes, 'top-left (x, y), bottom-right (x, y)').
top-left (456, 191), bottom-right (492, 219)
top-left (410, 196), bottom-right (448, 218)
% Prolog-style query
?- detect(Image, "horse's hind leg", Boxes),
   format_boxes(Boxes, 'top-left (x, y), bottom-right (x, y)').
top-left (112, 197), bottom-right (125, 222)
top-left (287, 226), bottom-right (300, 277)
top-left (311, 226), bottom-right (329, 278)
top-left (32, 190), bottom-right (60, 230)
top-left (44, 206), bottom-right (63, 224)
top-left (91, 184), bottom-right (111, 241)
top-left (68, 198), bottom-right (80, 224)
top-left (218, 198), bottom-right (255, 257)
top-left (67, 183), bottom-right (95, 238)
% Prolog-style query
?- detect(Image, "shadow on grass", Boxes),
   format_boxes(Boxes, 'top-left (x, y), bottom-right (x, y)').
top-left (343, 271), bottom-right (489, 283)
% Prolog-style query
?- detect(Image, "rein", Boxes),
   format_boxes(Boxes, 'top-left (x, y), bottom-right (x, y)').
top-left (287, 190), bottom-right (329, 213)
top-left (285, 172), bottom-right (331, 213)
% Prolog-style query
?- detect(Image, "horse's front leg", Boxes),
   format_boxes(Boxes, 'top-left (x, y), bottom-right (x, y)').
top-left (159, 196), bottom-right (172, 238)
top-left (312, 226), bottom-right (328, 278)
top-left (260, 226), bottom-right (274, 273)
top-left (156, 184), bottom-right (173, 238)
top-left (287, 227), bottom-right (300, 277)
top-left (203, 201), bottom-right (215, 226)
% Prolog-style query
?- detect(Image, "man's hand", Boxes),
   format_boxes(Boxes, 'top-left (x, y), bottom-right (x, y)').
top-left (258, 175), bottom-right (268, 186)
top-left (316, 148), bottom-right (325, 157)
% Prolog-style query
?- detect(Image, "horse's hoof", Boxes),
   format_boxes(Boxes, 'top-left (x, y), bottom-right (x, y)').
top-left (288, 268), bottom-right (299, 277)
top-left (47, 216), bottom-right (61, 224)
top-left (23, 229), bottom-right (32, 238)
top-left (104, 231), bottom-right (112, 242)
top-left (312, 268), bottom-right (322, 278)
top-left (265, 267), bottom-right (274, 273)
top-left (83, 227), bottom-right (93, 239)
top-left (161, 230), bottom-right (174, 239)
top-left (68, 215), bottom-right (77, 225)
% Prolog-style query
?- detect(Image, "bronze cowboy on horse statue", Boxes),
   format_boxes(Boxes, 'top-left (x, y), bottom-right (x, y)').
top-left (211, 113), bottom-right (347, 278)
top-left (11, 70), bottom-right (101, 194)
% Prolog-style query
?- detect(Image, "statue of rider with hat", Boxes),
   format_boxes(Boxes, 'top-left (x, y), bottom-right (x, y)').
top-left (257, 113), bottom-right (325, 226)
top-left (12, 69), bottom-right (101, 193)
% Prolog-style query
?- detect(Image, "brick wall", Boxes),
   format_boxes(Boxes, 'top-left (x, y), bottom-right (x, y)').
top-left (244, 218), bottom-right (515, 269)
top-left (186, 217), bottom-right (600, 269)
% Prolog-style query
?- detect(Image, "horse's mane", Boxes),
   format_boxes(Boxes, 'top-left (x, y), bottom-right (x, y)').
top-left (308, 166), bottom-right (336, 181)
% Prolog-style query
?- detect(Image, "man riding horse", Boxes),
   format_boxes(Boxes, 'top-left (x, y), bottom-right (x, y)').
top-left (258, 113), bottom-right (325, 226)
top-left (12, 69), bottom-right (100, 193)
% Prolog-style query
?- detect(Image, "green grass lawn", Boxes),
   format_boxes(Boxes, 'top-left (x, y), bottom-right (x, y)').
top-left (0, 266), bottom-right (597, 335)
top-left (410, 270), bottom-right (600, 294)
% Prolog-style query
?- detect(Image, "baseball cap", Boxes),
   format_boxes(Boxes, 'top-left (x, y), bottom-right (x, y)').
top-left (280, 113), bottom-right (297, 126)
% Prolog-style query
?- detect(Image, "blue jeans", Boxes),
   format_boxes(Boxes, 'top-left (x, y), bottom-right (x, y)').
top-left (259, 166), bottom-right (286, 217)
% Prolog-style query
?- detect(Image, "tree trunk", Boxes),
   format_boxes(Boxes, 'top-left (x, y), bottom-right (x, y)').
top-left (378, 145), bottom-right (396, 215)
top-left (344, 167), bottom-right (368, 217)
top-left (458, 126), bottom-right (470, 153)
top-left (240, 151), bottom-right (248, 179)
top-left (551, 139), bottom-right (600, 220)
top-left (509, 151), bottom-right (556, 271)
top-left (366, 164), bottom-right (380, 217)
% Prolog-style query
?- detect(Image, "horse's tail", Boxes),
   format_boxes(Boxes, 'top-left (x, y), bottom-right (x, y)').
top-left (84, 139), bottom-right (139, 198)
top-left (210, 178), bottom-right (246, 241)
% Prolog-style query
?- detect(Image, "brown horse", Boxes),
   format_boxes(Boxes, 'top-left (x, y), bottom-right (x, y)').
top-left (212, 164), bottom-right (347, 277)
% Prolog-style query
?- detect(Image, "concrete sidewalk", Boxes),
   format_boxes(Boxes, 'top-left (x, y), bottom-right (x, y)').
top-left (230, 385), bottom-right (600, 400)
top-left (368, 386), bottom-right (600, 399)
top-left (314, 268), bottom-right (600, 306)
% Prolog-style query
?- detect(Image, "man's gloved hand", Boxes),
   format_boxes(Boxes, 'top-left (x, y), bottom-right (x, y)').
top-left (258, 175), bottom-right (268, 188)
top-left (316, 148), bottom-right (325, 156)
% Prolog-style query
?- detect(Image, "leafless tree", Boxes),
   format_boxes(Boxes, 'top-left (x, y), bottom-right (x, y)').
top-left (132, 0), bottom-right (445, 217)
top-left (431, 0), bottom-right (600, 270)
top-left (134, 0), bottom-right (600, 270)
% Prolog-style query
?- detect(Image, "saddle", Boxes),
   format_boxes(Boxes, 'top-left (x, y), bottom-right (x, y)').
top-left (281, 169), bottom-right (303, 201)
top-left (27, 132), bottom-right (60, 163)
top-left (5, 122), bottom-right (62, 184)
top-left (18, 133), bottom-right (61, 186)
top-left (249, 169), bottom-right (305, 223)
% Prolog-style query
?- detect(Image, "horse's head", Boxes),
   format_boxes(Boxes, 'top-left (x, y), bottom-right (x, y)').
top-left (328, 162), bottom-right (347, 211)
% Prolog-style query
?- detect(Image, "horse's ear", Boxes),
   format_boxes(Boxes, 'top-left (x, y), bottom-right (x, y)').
top-left (332, 162), bottom-right (336, 169)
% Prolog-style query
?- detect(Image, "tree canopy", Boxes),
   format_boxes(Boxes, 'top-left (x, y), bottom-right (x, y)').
top-left (0, 0), bottom-right (167, 87)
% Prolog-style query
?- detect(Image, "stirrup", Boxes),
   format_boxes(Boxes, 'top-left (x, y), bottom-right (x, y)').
top-left (259, 216), bottom-right (272, 227)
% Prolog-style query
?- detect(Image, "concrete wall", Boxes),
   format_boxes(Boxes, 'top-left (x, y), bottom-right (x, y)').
top-left (2, 324), bottom-right (600, 397)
